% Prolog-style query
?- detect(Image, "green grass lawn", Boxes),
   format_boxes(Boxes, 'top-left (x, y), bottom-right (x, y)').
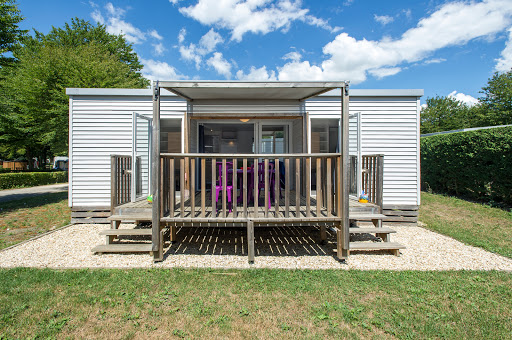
top-left (1, 192), bottom-right (511, 338)
top-left (420, 192), bottom-right (512, 258)
top-left (0, 192), bottom-right (70, 250)
top-left (0, 268), bottom-right (510, 339)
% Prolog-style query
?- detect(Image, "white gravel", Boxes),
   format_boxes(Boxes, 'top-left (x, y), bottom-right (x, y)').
top-left (1, 223), bottom-right (511, 270)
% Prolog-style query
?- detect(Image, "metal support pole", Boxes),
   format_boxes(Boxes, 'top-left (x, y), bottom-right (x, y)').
top-left (339, 83), bottom-right (350, 259)
top-left (152, 81), bottom-right (162, 261)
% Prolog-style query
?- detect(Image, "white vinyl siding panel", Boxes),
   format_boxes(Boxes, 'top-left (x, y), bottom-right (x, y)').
top-left (306, 95), bottom-right (420, 206)
top-left (191, 99), bottom-right (304, 116)
top-left (70, 95), bottom-right (186, 207)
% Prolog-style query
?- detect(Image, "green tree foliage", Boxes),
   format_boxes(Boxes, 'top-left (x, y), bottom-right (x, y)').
top-left (0, 0), bottom-right (26, 67)
top-left (479, 69), bottom-right (512, 126)
top-left (420, 96), bottom-right (472, 134)
top-left (0, 18), bottom-right (149, 165)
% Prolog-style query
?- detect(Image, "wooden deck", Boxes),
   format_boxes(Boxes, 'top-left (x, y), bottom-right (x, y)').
top-left (115, 192), bottom-right (378, 222)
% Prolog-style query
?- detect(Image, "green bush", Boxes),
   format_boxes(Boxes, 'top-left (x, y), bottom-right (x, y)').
top-left (421, 126), bottom-right (512, 206)
top-left (0, 171), bottom-right (68, 190)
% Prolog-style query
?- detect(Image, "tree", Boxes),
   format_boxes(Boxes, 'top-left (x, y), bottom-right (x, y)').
top-left (0, 18), bottom-right (149, 166)
top-left (30, 18), bottom-right (144, 74)
top-left (0, 0), bottom-right (26, 67)
top-left (478, 69), bottom-right (512, 126)
top-left (420, 96), bottom-right (472, 134)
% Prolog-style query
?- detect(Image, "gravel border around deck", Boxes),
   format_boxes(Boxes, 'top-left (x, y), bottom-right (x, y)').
top-left (0, 223), bottom-right (511, 270)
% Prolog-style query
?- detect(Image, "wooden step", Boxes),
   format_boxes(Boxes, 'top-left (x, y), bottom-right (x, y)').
top-left (91, 244), bottom-right (153, 254)
top-left (349, 227), bottom-right (397, 234)
top-left (349, 241), bottom-right (405, 251)
top-left (349, 213), bottom-right (387, 220)
top-left (107, 214), bottom-right (152, 221)
top-left (99, 229), bottom-right (152, 236)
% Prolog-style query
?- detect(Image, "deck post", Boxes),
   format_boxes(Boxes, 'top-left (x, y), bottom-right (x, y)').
top-left (338, 82), bottom-right (350, 259)
top-left (152, 81), bottom-right (162, 261)
top-left (247, 219), bottom-right (255, 264)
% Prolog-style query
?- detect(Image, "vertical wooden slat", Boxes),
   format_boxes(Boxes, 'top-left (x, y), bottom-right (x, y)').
top-left (264, 159), bottom-right (269, 218)
top-left (326, 157), bottom-right (332, 216)
top-left (243, 158), bottom-right (247, 217)
top-left (201, 158), bottom-right (206, 218)
top-left (316, 157), bottom-right (321, 217)
top-left (337, 156), bottom-right (342, 217)
top-left (160, 157), bottom-right (164, 218)
top-left (295, 158), bottom-right (300, 216)
top-left (180, 158), bottom-right (185, 217)
top-left (306, 157), bottom-right (311, 217)
top-left (222, 159), bottom-right (227, 218)
top-left (170, 158), bottom-right (175, 218)
top-left (284, 158), bottom-right (290, 218)
top-left (232, 157), bottom-right (237, 217)
top-left (376, 155), bottom-right (384, 212)
top-left (212, 158), bottom-right (216, 217)
top-left (253, 158), bottom-right (258, 217)
top-left (110, 155), bottom-right (116, 211)
top-left (116, 157), bottom-right (120, 206)
top-left (274, 158), bottom-right (280, 217)
top-left (372, 156), bottom-right (377, 204)
top-left (191, 158), bottom-right (195, 217)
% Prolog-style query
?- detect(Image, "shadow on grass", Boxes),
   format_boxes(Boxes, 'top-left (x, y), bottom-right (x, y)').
top-left (0, 192), bottom-right (68, 214)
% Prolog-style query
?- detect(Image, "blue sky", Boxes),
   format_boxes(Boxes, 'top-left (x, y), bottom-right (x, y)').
top-left (18, 0), bottom-right (512, 105)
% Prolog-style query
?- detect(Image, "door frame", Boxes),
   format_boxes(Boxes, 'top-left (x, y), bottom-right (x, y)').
top-left (132, 112), bottom-right (153, 202)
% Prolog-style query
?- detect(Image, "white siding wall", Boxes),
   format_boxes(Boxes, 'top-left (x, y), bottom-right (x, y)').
top-left (69, 95), bottom-right (186, 207)
top-left (306, 95), bottom-right (420, 206)
top-left (191, 99), bottom-right (304, 116)
top-left (69, 90), bottom-right (420, 208)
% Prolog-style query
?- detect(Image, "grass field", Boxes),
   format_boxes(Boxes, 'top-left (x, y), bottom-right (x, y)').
top-left (0, 268), bottom-right (511, 339)
top-left (1, 192), bottom-right (511, 338)
top-left (420, 192), bottom-right (512, 258)
top-left (0, 192), bottom-right (70, 250)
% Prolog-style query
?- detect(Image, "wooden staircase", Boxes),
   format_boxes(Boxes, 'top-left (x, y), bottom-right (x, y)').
top-left (91, 214), bottom-right (156, 254)
top-left (349, 213), bottom-right (405, 256)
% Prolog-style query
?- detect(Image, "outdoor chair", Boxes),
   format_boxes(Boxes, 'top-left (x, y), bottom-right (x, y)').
top-left (215, 161), bottom-right (234, 212)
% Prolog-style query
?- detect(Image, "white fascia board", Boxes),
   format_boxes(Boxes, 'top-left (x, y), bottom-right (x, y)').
top-left (320, 89), bottom-right (424, 97)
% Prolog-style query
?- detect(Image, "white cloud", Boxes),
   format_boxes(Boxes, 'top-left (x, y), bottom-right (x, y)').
top-left (178, 28), bottom-right (186, 44)
top-left (282, 51), bottom-right (301, 62)
top-left (267, 0), bottom-right (512, 83)
top-left (402, 9), bottom-right (412, 20)
top-left (199, 28), bottom-right (224, 53)
top-left (207, 52), bottom-right (232, 78)
top-left (178, 0), bottom-right (339, 41)
top-left (448, 91), bottom-right (479, 106)
top-left (106, 16), bottom-right (146, 44)
top-left (179, 44), bottom-right (202, 69)
top-left (368, 67), bottom-right (401, 79)
top-left (141, 58), bottom-right (187, 81)
top-left (495, 27), bottom-right (512, 72)
top-left (236, 65), bottom-right (277, 80)
top-left (91, 9), bottom-right (104, 24)
top-left (178, 29), bottom-right (224, 69)
top-left (169, 0), bottom-right (182, 4)
top-left (424, 58), bottom-right (446, 64)
top-left (91, 2), bottom-right (164, 45)
top-left (153, 42), bottom-right (165, 56)
top-left (149, 30), bottom-right (163, 40)
top-left (374, 14), bottom-right (394, 25)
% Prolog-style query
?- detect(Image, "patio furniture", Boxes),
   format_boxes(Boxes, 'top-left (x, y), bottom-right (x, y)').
top-left (215, 161), bottom-right (234, 212)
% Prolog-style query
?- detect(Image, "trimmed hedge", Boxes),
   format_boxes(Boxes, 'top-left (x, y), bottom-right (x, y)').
top-left (0, 171), bottom-right (68, 190)
top-left (421, 126), bottom-right (512, 206)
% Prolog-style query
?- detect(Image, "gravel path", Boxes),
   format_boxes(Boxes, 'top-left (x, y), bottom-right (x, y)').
top-left (1, 223), bottom-right (511, 270)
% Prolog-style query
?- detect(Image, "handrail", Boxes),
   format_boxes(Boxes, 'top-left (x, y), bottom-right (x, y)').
top-left (160, 152), bottom-right (341, 158)
top-left (160, 153), bottom-right (342, 220)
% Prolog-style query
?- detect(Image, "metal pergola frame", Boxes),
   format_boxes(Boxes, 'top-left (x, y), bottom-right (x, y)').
top-left (150, 80), bottom-right (350, 261)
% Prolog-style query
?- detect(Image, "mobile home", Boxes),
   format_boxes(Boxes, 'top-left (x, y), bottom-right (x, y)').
top-left (67, 81), bottom-right (422, 262)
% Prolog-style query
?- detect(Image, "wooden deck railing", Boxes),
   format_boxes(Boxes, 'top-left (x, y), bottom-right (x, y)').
top-left (160, 153), bottom-right (343, 220)
top-left (110, 155), bottom-right (132, 211)
top-left (361, 154), bottom-right (384, 209)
